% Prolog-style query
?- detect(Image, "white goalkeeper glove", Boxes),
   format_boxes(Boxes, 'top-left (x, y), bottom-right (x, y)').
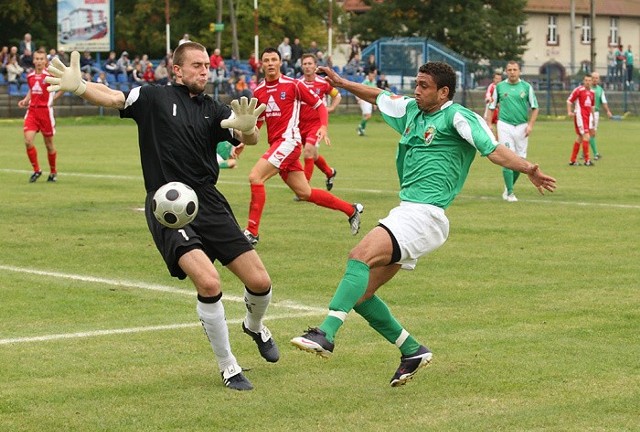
top-left (44, 51), bottom-right (87, 96)
top-left (220, 97), bottom-right (266, 134)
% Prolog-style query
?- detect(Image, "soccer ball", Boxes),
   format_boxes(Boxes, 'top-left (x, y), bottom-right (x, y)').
top-left (152, 182), bottom-right (199, 229)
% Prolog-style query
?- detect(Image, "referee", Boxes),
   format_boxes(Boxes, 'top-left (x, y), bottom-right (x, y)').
top-left (45, 42), bottom-right (277, 391)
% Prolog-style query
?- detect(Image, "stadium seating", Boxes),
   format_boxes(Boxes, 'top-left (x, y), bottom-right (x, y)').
top-left (8, 82), bottom-right (20, 96)
top-left (19, 83), bottom-right (30, 96)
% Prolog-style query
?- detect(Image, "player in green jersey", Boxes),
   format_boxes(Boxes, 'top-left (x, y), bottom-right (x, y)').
top-left (356, 67), bottom-right (378, 136)
top-left (587, 72), bottom-right (613, 160)
top-left (291, 61), bottom-right (556, 387)
top-left (486, 61), bottom-right (539, 202)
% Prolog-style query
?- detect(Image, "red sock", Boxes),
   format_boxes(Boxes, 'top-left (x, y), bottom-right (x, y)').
top-left (582, 141), bottom-right (590, 162)
top-left (570, 142), bottom-right (580, 163)
top-left (303, 158), bottom-right (314, 181)
top-left (48, 151), bottom-right (57, 174)
top-left (247, 183), bottom-right (266, 236)
top-left (26, 146), bottom-right (40, 172)
top-left (314, 155), bottom-right (333, 178)
top-left (308, 188), bottom-right (354, 217)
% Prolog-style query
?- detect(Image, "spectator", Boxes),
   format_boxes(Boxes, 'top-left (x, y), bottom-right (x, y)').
top-left (132, 62), bottom-right (145, 84)
top-left (80, 51), bottom-right (100, 76)
top-left (308, 40), bottom-right (320, 56)
top-left (365, 54), bottom-right (376, 73)
top-left (116, 51), bottom-right (133, 78)
top-left (56, 49), bottom-right (70, 67)
top-left (20, 49), bottom-right (34, 70)
top-left (103, 51), bottom-right (119, 75)
top-left (154, 60), bottom-right (169, 85)
top-left (248, 52), bottom-right (260, 76)
top-left (6, 55), bottom-right (25, 84)
top-left (348, 37), bottom-right (361, 63)
top-left (0, 46), bottom-right (9, 75)
top-left (95, 71), bottom-right (109, 87)
top-left (316, 51), bottom-right (327, 67)
top-left (19, 33), bottom-right (34, 56)
top-left (46, 48), bottom-right (57, 62)
top-left (214, 60), bottom-right (231, 93)
top-left (291, 37), bottom-right (304, 76)
top-left (615, 44), bottom-right (625, 85)
top-left (377, 72), bottom-right (391, 91)
top-left (178, 33), bottom-right (190, 45)
top-left (139, 54), bottom-right (150, 72)
top-left (234, 74), bottom-right (252, 99)
top-left (344, 53), bottom-right (363, 76)
top-left (248, 74), bottom-right (259, 92)
top-left (143, 63), bottom-right (155, 83)
top-left (277, 37), bottom-right (292, 73)
top-left (209, 48), bottom-right (223, 71)
top-left (624, 45), bottom-right (634, 86)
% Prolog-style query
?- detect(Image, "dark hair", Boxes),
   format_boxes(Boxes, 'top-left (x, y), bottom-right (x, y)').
top-left (418, 61), bottom-right (457, 100)
top-left (260, 47), bottom-right (281, 60)
top-left (173, 41), bottom-right (206, 66)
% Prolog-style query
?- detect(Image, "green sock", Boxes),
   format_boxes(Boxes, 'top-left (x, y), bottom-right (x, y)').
top-left (502, 168), bottom-right (514, 194)
top-left (354, 295), bottom-right (421, 356)
top-left (319, 259), bottom-right (370, 342)
top-left (512, 170), bottom-right (521, 185)
top-left (219, 160), bottom-right (230, 169)
top-left (589, 137), bottom-right (598, 155)
top-left (360, 119), bottom-right (367, 130)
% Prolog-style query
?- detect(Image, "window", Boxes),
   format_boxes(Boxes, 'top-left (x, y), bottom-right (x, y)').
top-left (609, 17), bottom-right (619, 46)
top-left (581, 16), bottom-right (591, 44)
top-left (547, 15), bottom-right (558, 45)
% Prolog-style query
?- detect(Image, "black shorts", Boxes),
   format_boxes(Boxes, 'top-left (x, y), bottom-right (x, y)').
top-left (145, 185), bottom-right (253, 279)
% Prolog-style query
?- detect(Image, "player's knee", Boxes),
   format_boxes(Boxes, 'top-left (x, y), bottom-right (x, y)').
top-left (247, 273), bottom-right (272, 294)
top-left (195, 274), bottom-right (221, 297)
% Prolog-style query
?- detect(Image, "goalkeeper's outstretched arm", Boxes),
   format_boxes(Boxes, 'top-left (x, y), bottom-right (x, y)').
top-left (45, 51), bottom-right (125, 110)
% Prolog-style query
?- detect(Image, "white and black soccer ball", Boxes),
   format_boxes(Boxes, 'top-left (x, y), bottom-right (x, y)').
top-left (152, 182), bottom-right (199, 229)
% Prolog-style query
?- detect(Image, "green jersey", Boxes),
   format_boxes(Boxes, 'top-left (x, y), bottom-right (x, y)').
top-left (592, 85), bottom-right (607, 111)
top-left (376, 93), bottom-right (498, 209)
top-left (491, 79), bottom-right (538, 126)
top-left (363, 77), bottom-right (377, 88)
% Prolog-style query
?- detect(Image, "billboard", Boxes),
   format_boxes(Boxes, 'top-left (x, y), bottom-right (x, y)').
top-left (57, 0), bottom-right (113, 52)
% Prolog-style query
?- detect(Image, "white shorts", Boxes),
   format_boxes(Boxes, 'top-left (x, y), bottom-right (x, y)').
top-left (591, 111), bottom-right (600, 130)
top-left (359, 100), bottom-right (373, 116)
top-left (379, 201), bottom-right (449, 270)
top-left (496, 120), bottom-right (529, 158)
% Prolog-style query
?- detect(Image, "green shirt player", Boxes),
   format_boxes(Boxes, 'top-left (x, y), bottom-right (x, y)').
top-left (486, 61), bottom-right (538, 203)
top-left (588, 72), bottom-right (613, 160)
top-left (357, 67), bottom-right (379, 136)
top-left (291, 61), bottom-right (556, 387)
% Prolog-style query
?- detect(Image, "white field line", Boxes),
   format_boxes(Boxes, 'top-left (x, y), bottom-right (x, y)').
top-left (2, 168), bottom-right (638, 209)
top-left (0, 264), bottom-right (325, 345)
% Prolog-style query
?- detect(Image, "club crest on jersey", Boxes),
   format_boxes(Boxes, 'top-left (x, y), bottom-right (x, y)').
top-left (424, 126), bottom-right (436, 145)
top-left (280, 92), bottom-right (286, 100)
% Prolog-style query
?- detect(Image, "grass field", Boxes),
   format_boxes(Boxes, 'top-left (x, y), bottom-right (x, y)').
top-left (0, 113), bottom-right (639, 432)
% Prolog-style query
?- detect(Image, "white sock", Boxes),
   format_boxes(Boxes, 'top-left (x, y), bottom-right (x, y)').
top-left (197, 299), bottom-right (237, 372)
top-left (243, 287), bottom-right (272, 333)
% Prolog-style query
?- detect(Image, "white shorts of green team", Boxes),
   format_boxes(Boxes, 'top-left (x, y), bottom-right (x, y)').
top-left (378, 201), bottom-right (449, 270)
top-left (359, 99), bottom-right (373, 116)
top-left (496, 120), bottom-right (529, 158)
top-left (590, 111), bottom-right (600, 130)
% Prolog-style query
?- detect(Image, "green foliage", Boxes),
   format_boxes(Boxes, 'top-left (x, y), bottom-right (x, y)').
top-left (350, 0), bottom-right (529, 62)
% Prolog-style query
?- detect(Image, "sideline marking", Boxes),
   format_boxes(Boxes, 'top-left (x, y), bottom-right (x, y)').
top-left (0, 264), bottom-right (325, 313)
top-left (0, 264), bottom-right (326, 345)
top-left (0, 313), bottom-right (319, 345)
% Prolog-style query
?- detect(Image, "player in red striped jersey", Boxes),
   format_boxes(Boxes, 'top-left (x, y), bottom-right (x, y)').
top-left (297, 53), bottom-right (341, 190)
top-left (244, 48), bottom-right (363, 245)
top-left (567, 74), bottom-right (595, 166)
top-left (18, 49), bottom-right (64, 182)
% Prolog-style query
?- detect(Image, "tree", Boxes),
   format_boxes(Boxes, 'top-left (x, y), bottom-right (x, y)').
top-left (348, 0), bottom-right (529, 63)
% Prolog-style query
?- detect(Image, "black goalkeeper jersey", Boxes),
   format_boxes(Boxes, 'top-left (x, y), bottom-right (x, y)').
top-left (120, 83), bottom-right (239, 192)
